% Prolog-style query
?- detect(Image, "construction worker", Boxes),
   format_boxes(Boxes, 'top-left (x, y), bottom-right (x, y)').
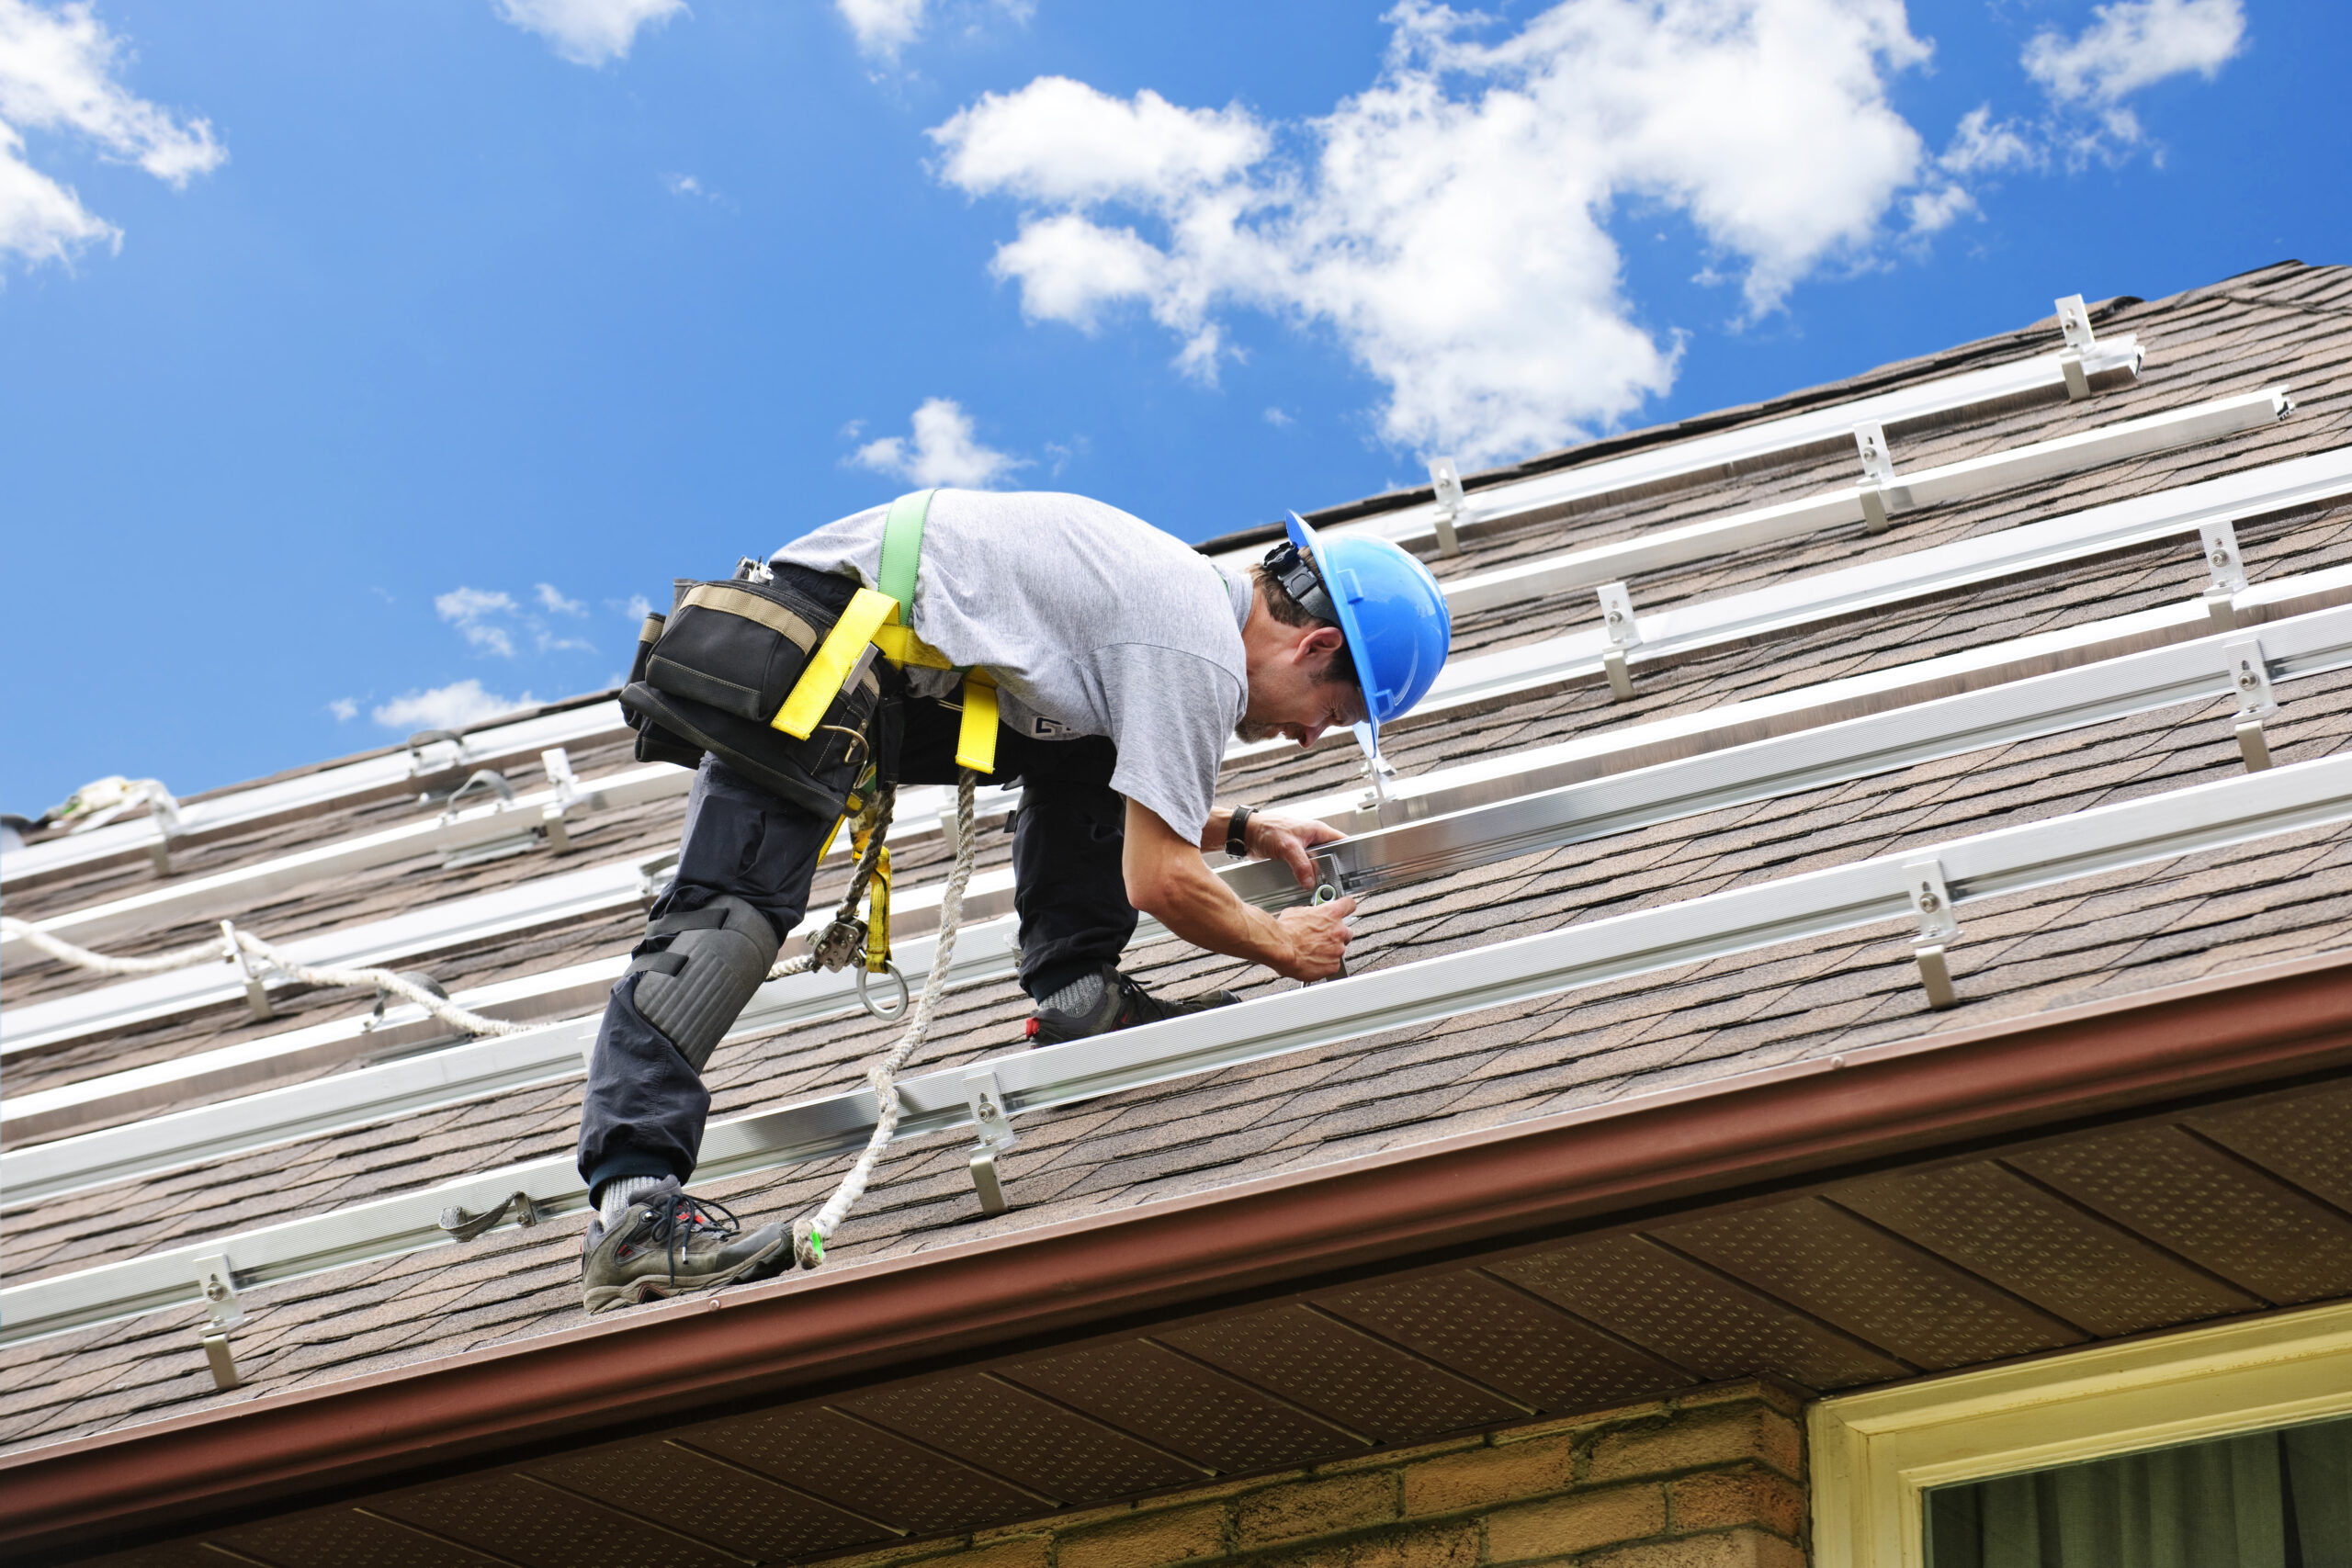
top-left (575, 491), bottom-right (1452, 1312)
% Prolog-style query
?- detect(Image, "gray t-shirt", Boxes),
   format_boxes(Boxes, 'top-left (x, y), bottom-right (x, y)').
top-left (772, 490), bottom-right (1250, 844)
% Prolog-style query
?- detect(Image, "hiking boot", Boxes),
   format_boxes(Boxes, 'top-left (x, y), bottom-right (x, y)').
top-left (1023, 963), bottom-right (1240, 1045)
top-left (580, 1178), bottom-right (788, 1314)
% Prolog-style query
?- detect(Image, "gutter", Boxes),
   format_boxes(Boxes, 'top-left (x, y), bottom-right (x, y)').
top-left (5, 948), bottom-right (2350, 1558)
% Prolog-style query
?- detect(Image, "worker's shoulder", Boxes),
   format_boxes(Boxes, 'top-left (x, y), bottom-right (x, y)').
top-left (939, 488), bottom-right (1198, 551)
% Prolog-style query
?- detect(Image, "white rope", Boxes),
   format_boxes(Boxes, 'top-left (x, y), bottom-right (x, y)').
top-left (2, 916), bottom-right (531, 1039)
top-left (793, 770), bottom-right (979, 1269)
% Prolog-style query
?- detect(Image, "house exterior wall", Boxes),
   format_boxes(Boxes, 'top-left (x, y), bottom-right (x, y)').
top-left (824, 1383), bottom-right (1808, 1568)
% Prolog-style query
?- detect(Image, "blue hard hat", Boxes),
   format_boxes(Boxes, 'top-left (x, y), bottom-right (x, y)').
top-left (1279, 510), bottom-right (1452, 760)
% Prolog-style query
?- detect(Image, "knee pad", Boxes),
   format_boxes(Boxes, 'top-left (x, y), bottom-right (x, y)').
top-left (628, 896), bottom-right (781, 1073)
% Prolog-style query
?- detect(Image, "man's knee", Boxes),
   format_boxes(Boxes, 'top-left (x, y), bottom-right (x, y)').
top-left (628, 896), bottom-right (782, 1072)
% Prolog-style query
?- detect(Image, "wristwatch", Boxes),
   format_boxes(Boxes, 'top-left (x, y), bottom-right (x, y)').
top-left (1225, 806), bottom-right (1255, 859)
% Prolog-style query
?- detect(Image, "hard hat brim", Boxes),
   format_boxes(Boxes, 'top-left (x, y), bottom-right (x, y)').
top-left (1284, 510), bottom-right (1384, 761)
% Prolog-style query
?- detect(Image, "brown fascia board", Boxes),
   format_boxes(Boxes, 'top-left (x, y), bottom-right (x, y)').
top-left (7, 947), bottom-right (2352, 1556)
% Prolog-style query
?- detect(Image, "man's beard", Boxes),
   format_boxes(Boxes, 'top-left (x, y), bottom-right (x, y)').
top-left (1234, 716), bottom-right (1284, 743)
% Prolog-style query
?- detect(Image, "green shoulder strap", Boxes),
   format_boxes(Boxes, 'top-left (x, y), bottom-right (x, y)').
top-left (877, 490), bottom-right (936, 623)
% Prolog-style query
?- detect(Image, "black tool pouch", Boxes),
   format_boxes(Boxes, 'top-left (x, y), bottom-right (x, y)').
top-left (618, 574), bottom-right (887, 820)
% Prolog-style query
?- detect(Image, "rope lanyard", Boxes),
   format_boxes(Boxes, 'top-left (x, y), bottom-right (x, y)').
top-left (1, 917), bottom-right (532, 1039)
top-left (792, 768), bottom-right (979, 1269)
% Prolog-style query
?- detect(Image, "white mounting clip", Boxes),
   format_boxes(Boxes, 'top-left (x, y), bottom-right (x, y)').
top-left (2055, 295), bottom-right (2096, 400)
top-left (638, 851), bottom-right (681, 906)
top-left (1357, 746), bottom-right (1399, 818)
top-left (2199, 520), bottom-right (2248, 632)
top-left (1597, 581), bottom-right (1641, 701)
top-left (965, 1066), bottom-right (1020, 1215)
top-left (1429, 457), bottom-right (1467, 557)
top-left (196, 1251), bottom-right (245, 1391)
top-left (196, 1253), bottom-right (244, 1330)
top-left (405, 728), bottom-right (464, 782)
top-left (540, 748), bottom-right (578, 854)
top-left (220, 920), bottom-right (274, 1022)
top-left (145, 786), bottom-right (185, 878)
top-left (2224, 634), bottom-right (2278, 772)
top-left (1905, 857), bottom-right (1960, 1010)
top-left (1853, 423), bottom-right (1895, 534)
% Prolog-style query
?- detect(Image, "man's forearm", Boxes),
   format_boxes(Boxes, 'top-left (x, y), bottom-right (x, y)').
top-left (1146, 847), bottom-right (1292, 968)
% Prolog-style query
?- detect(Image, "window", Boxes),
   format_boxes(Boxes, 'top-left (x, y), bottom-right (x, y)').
top-left (1810, 1301), bottom-right (2352, 1568)
top-left (1924, 1413), bottom-right (2350, 1567)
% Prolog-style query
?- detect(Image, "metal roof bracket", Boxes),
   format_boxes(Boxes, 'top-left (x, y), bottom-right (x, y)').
top-left (965, 1066), bottom-right (1018, 1215)
top-left (142, 788), bottom-right (184, 877)
top-left (1854, 423), bottom-right (1895, 534)
top-left (2226, 634), bottom-right (2278, 772)
top-left (1905, 857), bottom-right (1960, 1010)
top-left (1429, 457), bottom-right (1467, 557)
top-left (198, 1250), bottom-right (246, 1383)
top-left (639, 852), bottom-right (681, 907)
top-left (405, 729), bottom-right (466, 782)
top-left (200, 1332), bottom-right (241, 1392)
top-left (1358, 750), bottom-right (1399, 818)
top-left (2055, 295), bottom-right (2096, 400)
top-left (540, 749), bottom-right (578, 854)
top-left (438, 1190), bottom-right (541, 1242)
top-left (2200, 520), bottom-right (2249, 632)
top-left (1598, 581), bottom-right (1641, 701)
top-left (220, 920), bottom-right (274, 1021)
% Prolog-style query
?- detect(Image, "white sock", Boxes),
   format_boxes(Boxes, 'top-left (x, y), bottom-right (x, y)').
top-left (1041, 970), bottom-right (1107, 1015)
top-left (598, 1175), bottom-right (666, 1229)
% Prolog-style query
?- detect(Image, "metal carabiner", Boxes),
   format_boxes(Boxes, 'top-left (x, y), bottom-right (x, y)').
top-left (856, 960), bottom-right (910, 1021)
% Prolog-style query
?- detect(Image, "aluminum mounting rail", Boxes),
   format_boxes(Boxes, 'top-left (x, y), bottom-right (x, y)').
top-left (13, 540), bottom-right (2348, 1138)
top-left (896, 441), bottom-right (2352, 845)
top-left (0, 329), bottom-right (2156, 895)
top-left (13, 594), bottom-right (2350, 1206)
top-left (16, 438), bottom-right (2347, 1066)
top-left (1440, 388), bottom-right (2290, 615)
top-left (8, 393), bottom-right (2307, 946)
top-left (0, 855), bottom-right (667, 1057)
top-left (8, 749), bottom-right (2344, 1346)
top-left (1210, 322), bottom-right (2145, 567)
top-left (0, 761), bottom-right (687, 966)
top-left (1, 699), bottom-right (632, 889)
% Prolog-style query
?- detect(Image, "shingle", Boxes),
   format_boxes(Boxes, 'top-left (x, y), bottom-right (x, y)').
top-left (14, 267), bottom-right (2352, 1454)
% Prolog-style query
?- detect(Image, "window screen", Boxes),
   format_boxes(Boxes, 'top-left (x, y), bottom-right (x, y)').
top-left (1925, 1413), bottom-right (2350, 1568)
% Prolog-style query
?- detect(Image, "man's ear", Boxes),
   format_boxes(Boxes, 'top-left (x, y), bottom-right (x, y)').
top-left (1299, 624), bottom-right (1346, 663)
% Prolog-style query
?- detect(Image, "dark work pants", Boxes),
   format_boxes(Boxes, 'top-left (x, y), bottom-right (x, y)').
top-left (576, 570), bottom-right (1137, 1199)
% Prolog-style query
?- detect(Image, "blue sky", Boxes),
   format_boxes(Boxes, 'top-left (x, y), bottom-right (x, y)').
top-left (1, 0), bottom-right (2342, 814)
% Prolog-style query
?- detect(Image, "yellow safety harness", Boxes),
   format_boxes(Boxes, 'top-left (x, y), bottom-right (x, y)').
top-left (769, 490), bottom-right (993, 1008)
top-left (768, 488), bottom-right (998, 775)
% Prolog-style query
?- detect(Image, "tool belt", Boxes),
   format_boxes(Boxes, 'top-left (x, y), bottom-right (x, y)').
top-left (618, 490), bottom-right (997, 821)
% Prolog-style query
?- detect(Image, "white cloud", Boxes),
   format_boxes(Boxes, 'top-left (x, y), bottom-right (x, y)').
top-left (837, 0), bottom-right (927, 58)
top-left (372, 681), bottom-right (538, 733)
top-left (326, 696), bottom-right (358, 722)
top-left (2024, 0), bottom-right (2244, 106)
top-left (0, 0), bottom-right (226, 271)
top-left (1263, 406), bottom-right (1294, 428)
top-left (493, 0), bottom-right (684, 67)
top-left (536, 582), bottom-right (586, 615)
top-left (1939, 105), bottom-right (2041, 175)
top-left (852, 398), bottom-right (1026, 488)
top-left (435, 586), bottom-right (519, 658)
top-left (617, 592), bottom-right (655, 621)
top-left (932, 0), bottom-right (1941, 464)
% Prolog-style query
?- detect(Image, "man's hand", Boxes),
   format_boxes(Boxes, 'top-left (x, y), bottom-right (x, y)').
top-left (1272, 897), bottom-right (1355, 981)
top-left (1243, 809), bottom-right (1346, 889)
top-left (1129, 800), bottom-right (1356, 981)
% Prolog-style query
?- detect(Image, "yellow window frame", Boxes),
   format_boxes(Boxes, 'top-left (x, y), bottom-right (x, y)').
top-left (1809, 1299), bottom-right (2352, 1568)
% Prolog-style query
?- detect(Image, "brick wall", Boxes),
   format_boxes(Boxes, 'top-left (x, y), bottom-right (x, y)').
top-left (827, 1382), bottom-right (1808, 1568)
